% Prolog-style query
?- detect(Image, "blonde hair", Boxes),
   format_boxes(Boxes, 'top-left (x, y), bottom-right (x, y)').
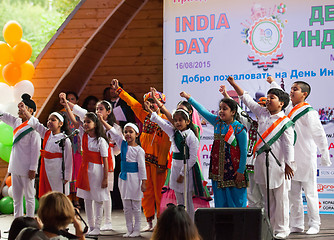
top-left (38, 191), bottom-right (75, 230)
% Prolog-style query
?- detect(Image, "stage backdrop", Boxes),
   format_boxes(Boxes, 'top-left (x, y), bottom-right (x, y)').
top-left (163, 0), bottom-right (334, 213)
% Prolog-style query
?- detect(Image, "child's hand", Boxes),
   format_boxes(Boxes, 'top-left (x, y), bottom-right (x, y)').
top-left (284, 163), bottom-right (294, 180)
top-left (18, 102), bottom-right (26, 110)
top-left (144, 101), bottom-right (153, 113)
top-left (226, 76), bottom-right (235, 85)
top-left (96, 112), bottom-right (104, 122)
top-left (176, 175), bottom-right (184, 183)
top-left (101, 177), bottom-right (108, 188)
top-left (59, 92), bottom-right (67, 106)
top-left (141, 180), bottom-right (147, 192)
top-left (110, 79), bottom-right (120, 91)
top-left (233, 171), bottom-right (245, 183)
top-left (267, 76), bottom-right (275, 84)
top-left (219, 85), bottom-right (229, 98)
top-left (180, 91), bottom-right (191, 100)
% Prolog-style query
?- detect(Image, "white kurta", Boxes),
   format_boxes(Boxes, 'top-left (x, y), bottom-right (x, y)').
top-left (28, 116), bottom-right (72, 195)
top-left (150, 112), bottom-right (199, 193)
top-left (0, 112), bottom-right (41, 176)
top-left (240, 93), bottom-right (295, 189)
top-left (76, 125), bottom-right (110, 201)
top-left (107, 128), bottom-right (146, 201)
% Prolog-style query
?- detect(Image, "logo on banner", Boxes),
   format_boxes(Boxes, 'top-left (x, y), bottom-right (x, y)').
top-left (318, 183), bottom-right (334, 193)
top-left (241, 3), bottom-right (287, 71)
top-left (320, 199), bottom-right (334, 212)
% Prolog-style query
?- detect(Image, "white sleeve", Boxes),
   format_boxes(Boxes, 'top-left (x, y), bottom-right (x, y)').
top-left (27, 116), bottom-right (48, 139)
top-left (240, 92), bottom-right (268, 118)
top-left (64, 138), bottom-right (73, 181)
top-left (0, 111), bottom-right (19, 128)
top-left (281, 126), bottom-right (295, 170)
top-left (150, 112), bottom-right (175, 138)
top-left (180, 132), bottom-right (199, 176)
top-left (99, 138), bottom-right (109, 157)
top-left (29, 131), bottom-right (41, 171)
top-left (106, 128), bottom-right (124, 148)
top-left (72, 104), bottom-right (87, 122)
top-left (270, 81), bottom-right (282, 90)
top-left (137, 148), bottom-right (147, 180)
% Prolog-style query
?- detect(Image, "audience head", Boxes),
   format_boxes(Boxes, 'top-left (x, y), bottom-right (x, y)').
top-left (151, 203), bottom-right (201, 240)
top-left (8, 216), bottom-right (40, 240)
top-left (65, 91), bottom-right (79, 104)
top-left (82, 95), bottom-right (98, 112)
top-left (110, 81), bottom-right (123, 100)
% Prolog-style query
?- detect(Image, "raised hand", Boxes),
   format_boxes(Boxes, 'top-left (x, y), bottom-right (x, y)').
top-left (110, 78), bottom-right (119, 91)
top-left (219, 85), bottom-right (229, 98)
top-left (180, 91), bottom-right (191, 100)
top-left (59, 92), bottom-right (67, 106)
top-left (226, 76), bottom-right (235, 85)
top-left (267, 76), bottom-right (275, 84)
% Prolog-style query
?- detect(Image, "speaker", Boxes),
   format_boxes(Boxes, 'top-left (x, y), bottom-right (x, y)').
top-left (195, 207), bottom-right (273, 240)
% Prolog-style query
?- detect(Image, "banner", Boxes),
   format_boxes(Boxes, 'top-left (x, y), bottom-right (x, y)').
top-left (163, 0), bottom-right (334, 212)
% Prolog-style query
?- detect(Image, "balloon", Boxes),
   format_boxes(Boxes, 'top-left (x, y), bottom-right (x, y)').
top-left (5, 175), bottom-right (12, 187)
top-left (0, 196), bottom-right (14, 214)
top-left (3, 101), bottom-right (19, 117)
top-left (0, 42), bottom-right (13, 65)
top-left (0, 66), bottom-right (6, 83)
top-left (23, 196), bottom-right (39, 213)
top-left (20, 61), bottom-right (35, 80)
top-left (12, 40), bottom-right (32, 65)
top-left (0, 82), bottom-right (14, 103)
top-left (0, 143), bottom-right (12, 163)
top-left (0, 122), bottom-right (13, 145)
top-left (13, 80), bottom-right (34, 103)
top-left (2, 62), bottom-right (21, 86)
top-left (2, 185), bottom-right (9, 197)
top-left (8, 186), bottom-right (13, 198)
top-left (3, 21), bottom-right (23, 47)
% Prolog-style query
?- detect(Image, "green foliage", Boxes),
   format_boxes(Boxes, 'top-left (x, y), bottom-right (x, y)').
top-left (0, 0), bottom-right (80, 62)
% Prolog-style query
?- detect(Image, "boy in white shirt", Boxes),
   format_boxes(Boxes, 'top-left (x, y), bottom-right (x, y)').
top-left (227, 77), bottom-right (295, 239)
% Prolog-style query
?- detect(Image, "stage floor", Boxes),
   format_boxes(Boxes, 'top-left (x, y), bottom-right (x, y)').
top-left (0, 210), bottom-right (334, 239)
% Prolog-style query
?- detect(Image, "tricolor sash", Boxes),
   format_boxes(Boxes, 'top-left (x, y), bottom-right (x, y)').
top-left (12, 121), bottom-right (33, 145)
top-left (287, 102), bottom-right (314, 123)
top-left (253, 116), bottom-right (294, 157)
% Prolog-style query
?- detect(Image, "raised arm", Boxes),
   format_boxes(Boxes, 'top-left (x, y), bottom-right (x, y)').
top-left (59, 92), bottom-right (81, 129)
top-left (226, 76), bottom-right (244, 96)
top-left (150, 87), bottom-right (173, 123)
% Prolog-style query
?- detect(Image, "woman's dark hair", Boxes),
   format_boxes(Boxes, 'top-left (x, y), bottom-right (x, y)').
top-left (85, 112), bottom-right (109, 143)
top-left (82, 96), bottom-right (98, 111)
top-left (65, 91), bottom-right (79, 101)
top-left (219, 98), bottom-right (240, 122)
top-left (151, 204), bottom-right (201, 240)
top-left (96, 100), bottom-right (117, 126)
top-left (173, 110), bottom-right (199, 139)
top-left (8, 216), bottom-right (40, 240)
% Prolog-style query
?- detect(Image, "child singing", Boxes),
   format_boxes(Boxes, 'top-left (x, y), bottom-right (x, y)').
top-left (180, 90), bottom-right (248, 208)
top-left (18, 102), bottom-right (73, 198)
top-left (100, 117), bottom-right (147, 238)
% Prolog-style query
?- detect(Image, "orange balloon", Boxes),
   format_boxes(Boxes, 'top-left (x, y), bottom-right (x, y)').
top-left (2, 62), bottom-right (21, 86)
top-left (20, 61), bottom-right (35, 80)
top-left (0, 42), bottom-right (13, 66)
top-left (3, 21), bottom-right (23, 47)
top-left (0, 66), bottom-right (6, 83)
top-left (12, 40), bottom-right (32, 65)
top-left (5, 175), bottom-right (12, 187)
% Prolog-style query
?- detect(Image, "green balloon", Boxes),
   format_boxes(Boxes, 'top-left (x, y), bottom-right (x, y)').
top-left (0, 196), bottom-right (14, 214)
top-left (23, 196), bottom-right (39, 213)
top-left (0, 122), bottom-right (13, 146)
top-left (0, 142), bottom-right (12, 163)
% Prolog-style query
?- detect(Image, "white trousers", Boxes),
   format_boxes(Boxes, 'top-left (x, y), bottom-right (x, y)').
top-left (247, 172), bottom-right (263, 208)
top-left (85, 199), bottom-right (103, 230)
top-left (122, 199), bottom-right (141, 234)
top-left (175, 190), bottom-right (194, 221)
top-left (289, 178), bottom-right (320, 230)
top-left (12, 174), bottom-right (36, 218)
top-left (103, 192), bottom-right (112, 224)
top-left (259, 181), bottom-right (289, 235)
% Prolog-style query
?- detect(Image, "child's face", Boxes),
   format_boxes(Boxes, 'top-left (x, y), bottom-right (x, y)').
top-left (266, 93), bottom-right (284, 114)
top-left (66, 94), bottom-right (78, 104)
top-left (124, 126), bottom-right (138, 144)
top-left (290, 83), bottom-right (307, 105)
top-left (218, 102), bottom-right (235, 123)
top-left (83, 116), bottom-right (96, 133)
top-left (177, 104), bottom-right (192, 115)
top-left (96, 103), bottom-right (110, 120)
top-left (47, 115), bottom-right (63, 133)
top-left (18, 104), bottom-right (31, 120)
top-left (145, 99), bottom-right (158, 112)
top-left (173, 113), bottom-right (190, 131)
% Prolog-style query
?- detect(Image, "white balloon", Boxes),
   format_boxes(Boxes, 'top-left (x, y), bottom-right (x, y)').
top-left (13, 80), bottom-right (34, 103)
top-left (2, 185), bottom-right (9, 197)
top-left (4, 101), bottom-right (19, 117)
top-left (8, 186), bottom-right (13, 198)
top-left (0, 83), bottom-right (14, 104)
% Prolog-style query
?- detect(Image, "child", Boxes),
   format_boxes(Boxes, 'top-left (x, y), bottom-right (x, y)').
top-left (100, 118), bottom-right (147, 238)
top-left (111, 79), bottom-right (171, 231)
top-left (146, 101), bottom-right (199, 220)
top-left (180, 91), bottom-right (248, 208)
top-left (60, 93), bottom-right (119, 231)
top-left (18, 102), bottom-right (73, 198)
top-left (267, 76), bottom-right (331, 235)
top-left (0, 94), bottom-right (41, 218)
top-left (227, 76), bottom-right (294, 239)
top-left (60, 95), bottom-right (110, 236)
